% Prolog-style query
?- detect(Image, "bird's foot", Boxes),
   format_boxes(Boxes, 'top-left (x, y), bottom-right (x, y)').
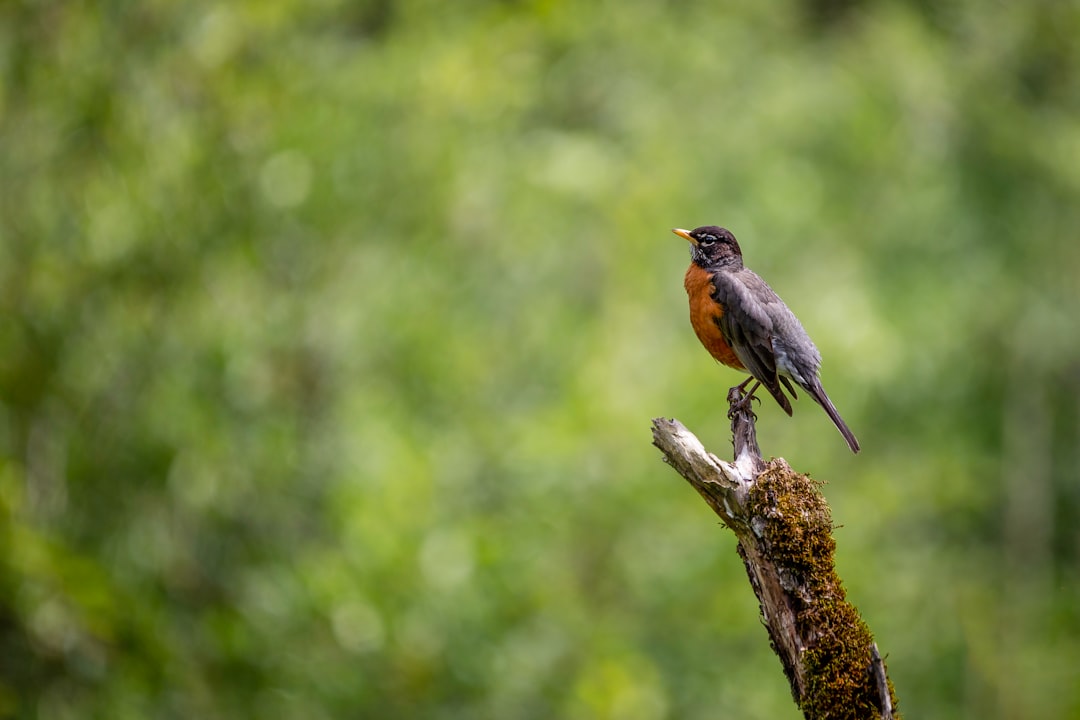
top-left (727, 380), bottom-right (761, 419)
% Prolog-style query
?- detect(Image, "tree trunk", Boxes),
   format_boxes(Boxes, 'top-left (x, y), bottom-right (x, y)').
top-left (651, 388), bottom-right (898, 719)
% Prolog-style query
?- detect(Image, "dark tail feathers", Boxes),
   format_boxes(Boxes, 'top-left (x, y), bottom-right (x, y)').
top-left (803, 379), bottom-right (860, 454)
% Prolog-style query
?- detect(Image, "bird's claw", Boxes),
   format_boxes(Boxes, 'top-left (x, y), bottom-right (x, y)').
top-left (726, 382), bottom-right (761, 419)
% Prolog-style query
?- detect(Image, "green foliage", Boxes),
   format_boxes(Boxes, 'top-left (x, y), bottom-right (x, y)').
top-left (2, 0), bottom-right (1080, 717)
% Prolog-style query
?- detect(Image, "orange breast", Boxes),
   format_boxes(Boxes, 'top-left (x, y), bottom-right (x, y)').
top-left (684, 264), bottom-right (746, 370)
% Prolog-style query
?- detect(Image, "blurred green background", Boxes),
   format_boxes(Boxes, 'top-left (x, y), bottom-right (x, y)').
top-left (3, 0), bottom-right (1080, 717)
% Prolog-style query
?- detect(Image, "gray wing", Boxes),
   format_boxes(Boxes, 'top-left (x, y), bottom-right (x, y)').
top-left (710, 269), bottom-right (794, 415)
top-left (714, 268), bottom-right (857, 452)
top-left (763, 294), bottom-right (822, 389)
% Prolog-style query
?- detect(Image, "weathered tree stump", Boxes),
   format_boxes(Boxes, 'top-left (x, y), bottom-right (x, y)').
top-left (651, 387), bottom-right (897, 719)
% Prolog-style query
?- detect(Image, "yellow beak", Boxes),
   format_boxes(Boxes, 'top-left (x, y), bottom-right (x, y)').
top-left (672, 228), bottom-right (696, 244)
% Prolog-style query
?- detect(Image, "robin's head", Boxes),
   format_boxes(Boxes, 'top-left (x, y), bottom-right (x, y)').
top-left (672, 226), bottom-right (743, 269)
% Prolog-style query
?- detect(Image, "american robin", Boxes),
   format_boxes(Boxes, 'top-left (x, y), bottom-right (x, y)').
top-left (674, 226), bottom-right (860, 454)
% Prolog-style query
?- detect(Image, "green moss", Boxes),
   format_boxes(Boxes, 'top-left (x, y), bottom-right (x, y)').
top-left (749, 460), bottom-right (836, 587)
top-left (801, 602), bottom-right (881, 719)
top-left (748, 460), bottom-right (900, 719)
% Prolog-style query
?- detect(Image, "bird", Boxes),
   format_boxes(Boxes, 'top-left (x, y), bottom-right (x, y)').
top-left (673, 225), bottom-right (860, 453)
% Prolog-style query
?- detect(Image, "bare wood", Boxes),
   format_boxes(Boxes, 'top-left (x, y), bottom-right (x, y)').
top-left (871, 644), bottom-right (895, 719)
top-left (651, 389), bottom-right (898, 719)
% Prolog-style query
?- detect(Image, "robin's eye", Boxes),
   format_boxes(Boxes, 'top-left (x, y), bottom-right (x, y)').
top-left (699, 235), bottom-right (716, 245)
